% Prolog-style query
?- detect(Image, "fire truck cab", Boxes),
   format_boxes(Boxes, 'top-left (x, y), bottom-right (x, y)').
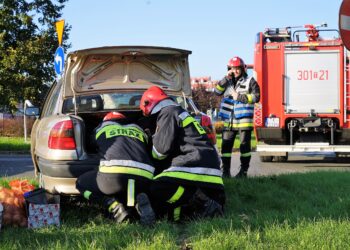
top-left (253, 23), bottom-right (350, 162)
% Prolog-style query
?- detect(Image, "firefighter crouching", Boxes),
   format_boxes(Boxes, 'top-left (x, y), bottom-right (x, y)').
top-left (215, 56), bottom-right (260, 178)
top-left (76, 112), bottom-right (156, 226)
top-left (140, 86), bottom-right (225, 222)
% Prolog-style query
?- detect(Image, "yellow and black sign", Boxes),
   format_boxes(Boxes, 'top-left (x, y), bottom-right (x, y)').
top-left (55, 20), bottom-right (65, 46)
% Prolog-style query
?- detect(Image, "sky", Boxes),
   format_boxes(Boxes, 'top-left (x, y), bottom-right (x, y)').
top-left (62, 0), bottom-right (343, 80)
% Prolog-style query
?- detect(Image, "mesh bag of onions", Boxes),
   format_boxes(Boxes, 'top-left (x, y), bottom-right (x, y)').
top-left (0, 180), bottom-right (35, 228)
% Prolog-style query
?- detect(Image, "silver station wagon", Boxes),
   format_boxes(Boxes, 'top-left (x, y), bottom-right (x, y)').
top-left (30, 46), bottom-right (216, 195)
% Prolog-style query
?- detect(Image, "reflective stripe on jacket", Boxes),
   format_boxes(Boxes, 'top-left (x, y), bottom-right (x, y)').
top-left (234, 102), bottom-right (254, 119)
top-left (95, 121), bottom-right (154, 179)
top-left (154, 166), bottom-right (223, 185)
top-left (151, 100), bottom-right (223, 188)
top-left (215, 75), bottom-right (260, 130)
top-left (219, 98), bottom-right (254, 120)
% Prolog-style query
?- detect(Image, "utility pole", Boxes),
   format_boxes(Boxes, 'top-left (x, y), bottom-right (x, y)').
top-left (23, 100), bottom-right (34, 142)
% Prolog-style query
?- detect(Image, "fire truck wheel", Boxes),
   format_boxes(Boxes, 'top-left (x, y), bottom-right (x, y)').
top-left (260, 156), bottom-right (273, 162)
top-left (335, 153), bottom-right (350, 163)
top-left (274, 155), bottom-right (288, 162)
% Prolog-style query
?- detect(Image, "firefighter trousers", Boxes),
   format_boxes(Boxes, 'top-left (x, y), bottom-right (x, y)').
top-left (221, 129), bottom-right (252, 176)
top-left (149, 180), bottom-right (225, 222)
top-left (76, 170), bottom-right (151, 208)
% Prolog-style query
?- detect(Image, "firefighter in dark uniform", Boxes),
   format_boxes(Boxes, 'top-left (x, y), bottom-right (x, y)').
top-left (215, 56), bottom-right (260, 178)
top-left (76, 112), bottom-right (156, 225)
top-left (140, 86), bottom-right (225, 222)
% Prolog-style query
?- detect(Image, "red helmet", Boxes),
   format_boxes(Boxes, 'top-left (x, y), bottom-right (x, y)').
top-left (227, 56), bottom-right (245, 68)
top-left (103, 112), bottom-right (126, 122)
top-left (140, 86), bottom-right (169, 116)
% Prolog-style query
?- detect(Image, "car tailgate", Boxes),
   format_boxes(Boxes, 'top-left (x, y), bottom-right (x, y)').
top-left (63, 46), bottom-right (192, 98)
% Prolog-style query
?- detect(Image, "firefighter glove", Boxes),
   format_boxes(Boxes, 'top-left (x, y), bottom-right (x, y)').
top-left (226, 69), bottom-right (234, 80)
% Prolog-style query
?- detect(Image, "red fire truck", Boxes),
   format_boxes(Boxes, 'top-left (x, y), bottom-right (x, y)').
top-left (253, 23), bottom-right (350, 162)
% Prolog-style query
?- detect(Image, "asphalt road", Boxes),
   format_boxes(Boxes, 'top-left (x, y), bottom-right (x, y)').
top-left (0, 154), bottom-right (35, 178)
top-left (233, 152), bottom-right (350, 177)
top-left (1, 153), bottom-right (350, 179)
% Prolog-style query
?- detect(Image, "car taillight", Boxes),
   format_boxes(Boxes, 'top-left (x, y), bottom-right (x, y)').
top-left (48, 120), bottom-right (76, 150)
top-left (201, 115), bottom-right (211, 127)
top-left (201, 115), bottom-right (217, 145)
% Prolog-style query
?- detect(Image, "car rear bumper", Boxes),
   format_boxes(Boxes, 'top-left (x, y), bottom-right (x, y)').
top-left (37, 156), bottom-right (99, 178)
top-left (40, 174), bottom-right (81, 195)
top-left (37, 156), bottom-right (100, 195)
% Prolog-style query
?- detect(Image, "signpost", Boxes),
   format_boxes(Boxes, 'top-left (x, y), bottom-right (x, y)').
top-left (339, 0), bottom-right (350, 50)
top-left (54, 20), bottom-right (65, 75)
top-left (23, 100), bottom-right (34, 142)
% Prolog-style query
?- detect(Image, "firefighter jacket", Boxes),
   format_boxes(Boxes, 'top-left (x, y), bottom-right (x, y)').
top-left (215, 75), bottom-right (260, 130)
top-left (151, 99), bottom-right (224, 190)
top-left (94, 121), bottom-right (155, 180)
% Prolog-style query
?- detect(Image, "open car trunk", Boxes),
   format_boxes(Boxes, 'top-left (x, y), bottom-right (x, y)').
top-left (77, 111), bottom-right (155, 155)
top-left (60, 46), bottom-right (192, 156)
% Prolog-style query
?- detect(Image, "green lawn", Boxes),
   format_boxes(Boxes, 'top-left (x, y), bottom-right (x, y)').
top-left (0, 137), bottom-right (30, 151)
top-left (1, 171), bottom-right (350, 249)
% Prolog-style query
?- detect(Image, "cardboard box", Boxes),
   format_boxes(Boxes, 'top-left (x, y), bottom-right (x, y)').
top-left (24, 189), bottom-right (60, 229)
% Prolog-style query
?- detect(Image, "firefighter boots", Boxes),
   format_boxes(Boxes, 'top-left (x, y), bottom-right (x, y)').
top-left (190, 188), bottom-right (224, 218)
top-left (235, 156), bottom-right (251, 178)
top-left (135, 193), bottom-right (156, 226)
top-left (221, 157), bottom-right (231, 178)
top-left (235, 169), bottom-right (248, 178)
top-left (107, 200), bottom-right (132, 223)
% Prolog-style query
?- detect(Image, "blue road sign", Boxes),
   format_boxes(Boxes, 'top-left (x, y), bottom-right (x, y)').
top-left (54, 46), bottom-right (65, 75)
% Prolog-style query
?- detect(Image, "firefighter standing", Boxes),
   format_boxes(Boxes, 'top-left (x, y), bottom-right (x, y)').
top-left (140, 86), bottom-right (225, 222)
top-left (215, 56), bottom-right (260, 178)
top-left (76, 112), bottom-right (156, 225)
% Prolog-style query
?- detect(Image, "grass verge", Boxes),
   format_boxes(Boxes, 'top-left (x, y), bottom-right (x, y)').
top-left (1, 171), bottom-right (350, 249)
top-left (0, 137), bottom-right (30, 152)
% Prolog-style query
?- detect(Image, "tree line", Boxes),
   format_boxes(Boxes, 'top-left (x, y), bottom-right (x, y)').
top-left (0, 1), bottom-right (219, 115)
top-left (0, 0), bottom-right (71, 113)
top-left (192, 86), bottom-right (221, 113)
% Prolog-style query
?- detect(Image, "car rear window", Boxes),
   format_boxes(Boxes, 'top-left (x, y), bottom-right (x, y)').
top-left (62, 93), bottom-right (189, 114)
